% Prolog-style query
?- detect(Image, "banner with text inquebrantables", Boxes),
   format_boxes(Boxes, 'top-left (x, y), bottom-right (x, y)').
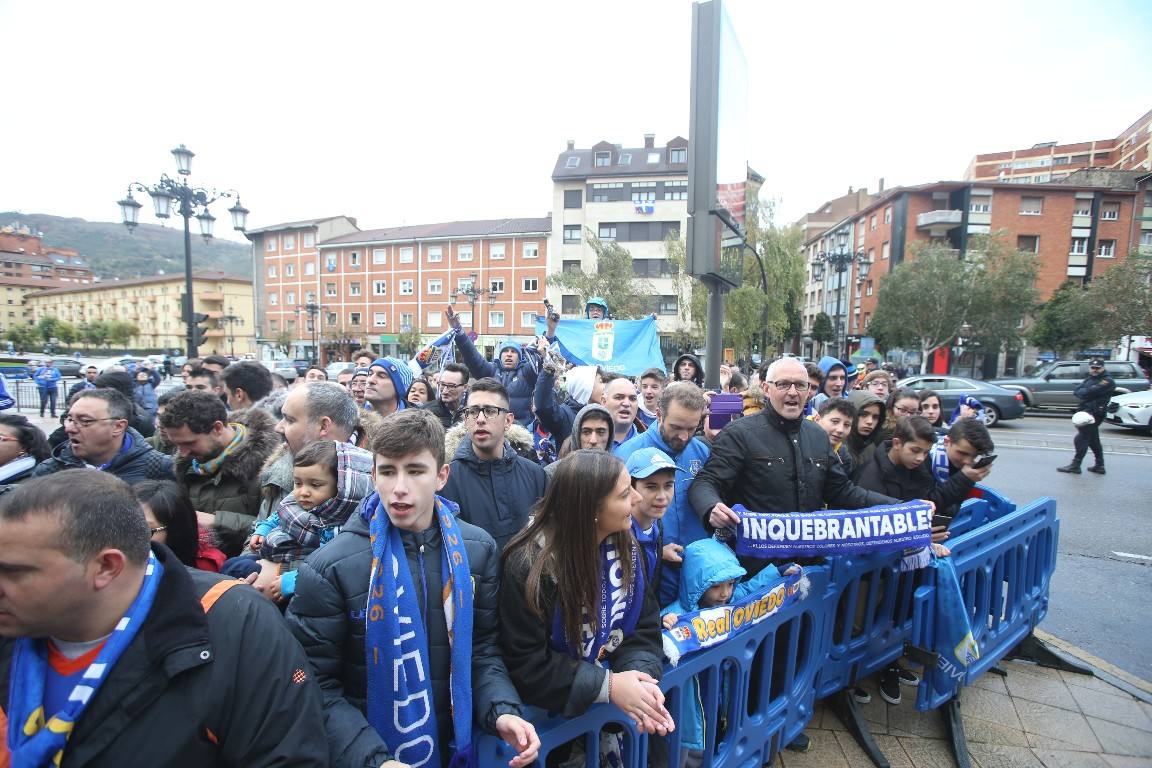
top-left (534, 316), bottom-right (663, 377)
top-left (733, 501), bottom-right (934, 559)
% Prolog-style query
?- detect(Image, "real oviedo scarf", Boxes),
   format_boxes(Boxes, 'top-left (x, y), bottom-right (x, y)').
top-left (8, 552), bottom-right (164, 768)
top-left (364, 492), bottom-right (475, 768)
top-left (551, 537), bottom-right (646, 665)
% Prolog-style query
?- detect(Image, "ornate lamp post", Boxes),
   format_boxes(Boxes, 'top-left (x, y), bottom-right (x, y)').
top-left (219, 306), bottom-right (245, 358)
top-left (117, 144), bottom-right (248, 358)
top-left (448, 272), bottom-right (497, 337)
top-left (811, 230), bottom-right (871, 359)
top-left (292, 302), bottom-right (323, 364)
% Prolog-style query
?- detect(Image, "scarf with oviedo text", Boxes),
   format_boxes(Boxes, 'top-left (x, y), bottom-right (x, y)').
top-left (929, 437), bottom-right (951, 485)
top-left (363, 492), bottom-right (475, 768)
top-left (190, 423), bottom-right (247, 477)
top-left (551, 537), bottom-right (646, 665)
top-left (7, 552), bottom-right (164, 768)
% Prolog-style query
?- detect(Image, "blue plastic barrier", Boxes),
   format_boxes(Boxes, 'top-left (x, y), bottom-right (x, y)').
top-left (946, 485), bottom-right (1018, 537)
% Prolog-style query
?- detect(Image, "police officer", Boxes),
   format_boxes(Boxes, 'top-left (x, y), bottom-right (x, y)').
top-left (1057, 359), bottom-right (1115, 475)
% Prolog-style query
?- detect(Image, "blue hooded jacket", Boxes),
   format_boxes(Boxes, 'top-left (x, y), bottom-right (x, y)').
top-left (811, 355), bottom-right (847, 411)
top-left (662, 539), bottom-right (782, 753)
top-left (453, 334), bottom-right (539, 424)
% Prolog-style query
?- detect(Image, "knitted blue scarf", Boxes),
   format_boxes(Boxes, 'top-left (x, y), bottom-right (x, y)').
top-left (7, 552), bottom-right (163, 768)
top-left (364, 493), bottom-right (475, 768)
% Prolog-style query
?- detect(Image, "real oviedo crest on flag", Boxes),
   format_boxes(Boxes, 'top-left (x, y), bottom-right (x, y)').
top-left (592, 321), bottom-right (615, 362)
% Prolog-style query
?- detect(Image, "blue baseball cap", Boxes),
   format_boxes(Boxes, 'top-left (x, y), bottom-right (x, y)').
top-left (625, 447), bottom-right (685, 479)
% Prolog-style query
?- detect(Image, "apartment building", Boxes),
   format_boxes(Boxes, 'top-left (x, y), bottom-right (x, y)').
top-left (964, 107), bottom-right (1151, 183)
top-left (255, 217), bottom-right (550, 362)
top-left (800, 170), bottom-right (1152, 373)
top-left (551, 134), bottom-right (690, 357)
top-left (25, 271), bottom-right (256, 355)
top-left (0, 224), bottom-right (96, 336)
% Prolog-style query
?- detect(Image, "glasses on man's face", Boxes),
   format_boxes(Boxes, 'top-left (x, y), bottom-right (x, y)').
top-left (766, 380), bottom-right (811, 393)
top-left (64, 415), bottom-right (117, 429)
top-left (439, 381), bottom-right (464, 391)
top-left (149, 525), bottom-right (167, 535)
top-left (462, 405), bottom-right (509, 421)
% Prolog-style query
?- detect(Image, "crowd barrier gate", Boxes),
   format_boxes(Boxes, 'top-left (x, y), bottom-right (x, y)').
top-left (479, 490), bottom-right (1065, 768)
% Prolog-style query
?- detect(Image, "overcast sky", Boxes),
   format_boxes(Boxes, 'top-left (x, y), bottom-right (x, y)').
top-left (2, 0), bottom-right (1149, 245)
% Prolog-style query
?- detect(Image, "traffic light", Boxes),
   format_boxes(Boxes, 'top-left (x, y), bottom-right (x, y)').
top-left (190, 312), bottom-right (210, 354)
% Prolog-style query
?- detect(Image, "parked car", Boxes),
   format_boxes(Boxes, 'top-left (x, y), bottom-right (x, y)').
top-left (896, 375), bottom-right (1026, 427)
top-left (326, 361), bottom-right (353, 379)
top-left (50, 357), bottom-right (85, 378)
top-left (272, 362), bottom-right (299, 382)
top-left (290, 359), bottom-right (312, 377)
top-left (0, 356), bottom-right (30, 380)
top-left (1105, 390), bottom-right (1152, 433)
top-left (990, 360), bottom-right (1150, 409)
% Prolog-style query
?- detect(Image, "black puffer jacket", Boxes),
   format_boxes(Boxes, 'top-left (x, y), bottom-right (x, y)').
top-left (0, 544), bottom-right (328, 768)
top-left (689, 404), bottom-right (896, 521)
top-left (857, 440), bottom-right (975, 510)
top-left (285, 507), bottom-right (523, 768)
top-left (1074, 372), bottom-right (1117, 417)
top-left (31, 427), bottom-right (174, 485)
top-left (845, 390), bottom-right (888, 481)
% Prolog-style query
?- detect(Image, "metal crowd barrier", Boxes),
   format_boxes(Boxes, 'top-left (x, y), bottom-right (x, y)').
top-left (477, 492), bottom-right (1062, 768)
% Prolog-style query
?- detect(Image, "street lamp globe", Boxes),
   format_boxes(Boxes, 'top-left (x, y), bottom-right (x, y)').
top-left (196, 209), bottom-right (216, 240)
top-left (227, 199), bottom-right (249, 231)
top-left (171, 144), bottom-right (195, 175)
top-left (150, 188), bottom-right (175, 219)
top-left (117, 193), bottom-right (143, 230)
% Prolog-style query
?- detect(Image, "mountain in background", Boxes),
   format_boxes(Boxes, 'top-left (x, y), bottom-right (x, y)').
top-left (0, 211), bottom-right (253, 280)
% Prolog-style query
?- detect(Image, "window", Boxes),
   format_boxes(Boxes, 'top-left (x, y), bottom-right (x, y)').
top-left (866, 281), bottom-right (874, 296)
top-left (565, 156), bottom-right (580, 168)
top-left (267, 265), bottom-right (277, 278)
top-left (1073, 201), bottom-right (1092, 216)
top-left (1019, 196), bottom-right (1044, 215)
top-left (490, 243), bottom-right (506, 260)
top-left (664, 180), bottom-right (688, 200)
top-left (564, 189), bottom-right (583, 209)
top-left (489, 278), bottom-right (504, 294)
top-left (349, 312), bottom-right (361, 326)
top-left (456, 311), bottom-right (472, 327)
top-left (1051, 364), bottom-right (1084, 380)
top-left (598, 224), bottom-right (617, 240)
top-left (1070, 238), bottom-right (1088, 255)
top-left (399, 279), bottom-right (414, 295)
top-left (325, 312), bottom-right (336, 326)
top-left (656, 295), bottom-right (677, 315)
top-left (285, 263), bottom-right (295, 277)
top-left (374, 312), bottom-right (387, 327)
top-left (881, 241), bottom-right (890, 260)
top-left (562, 259), bottom-right (581, 274)
top-left (458, 244), bottom-right (473, 261)
top-left (457, 277), bottom-right (474, 292)
top-left (1017, 235), bottom-right (1040, 253)
top-left (595, 151), bottom-right (611, 167)
top-left (618, 153), bottom-right (631, 165)
top-left (488, 311), bottom-right (505, 327)
top-left (265, 238), bottom-right (276, 252)
top-left (306, 291), bottom-right (315, 303)
top-left (561, 295), bottom-right (581, 314)
top-left (870, 215), bottom-right (877, 231)
top-left (970, 196), bottom-right (991, 213)
top-left (426, 311), bottom-right (442, 328)
top-left (647, 152), bottom-right (660, 164)
top-left (286, 291), bottom-right (295, 304)
top-left (884, 207), bottom-right (892, 224)
top-left (523, 277), bottom-right (538, 292)
top-left (523, 241), bottom-right (539, 259)
top-left (326, 282), bottom-right (338, 297)
top-left (1141, 231), bottom-right (1152, 247)
top-left (427, 279), bottom-right (442, 294)
top-left (400, 247), bottom-right (413, 264)
top-left (563, 226), bottom-right (581, 244)
top-left (349, 282), bottom-right (361, 296)
top-left (325, 254), bottom-right (338, 271)
top-left (304, 261), bottom-right (316, 276)
top-left (1053, 156), bottom-right (1070, 166)
top-left (283, 234), bottom-right (295, 250)
top-left (1098, 239), bottom-right (1116, 258)
top-left (1100, 202), bottom-right (1120, 220)
top-left (427, 246), bottom-right (443, 263)
top-left (302, 232), bottom-right (315, 248)
top-left (348, 251), bottom-right (361, 267)
top-left (669, 147), bottom-right (687, 163)
top-left (373, 279), bottom-right (387, 296)
top-left (521, 311), bottom-right (537, 327)
top-left (269, 293), bottom-right (278, 305)
top-left (400, 313), bottom-right (413, 331)
top-left (269, 319), bottom-right (278, 332)
top-left (373, 248), bottom-right (387, 264)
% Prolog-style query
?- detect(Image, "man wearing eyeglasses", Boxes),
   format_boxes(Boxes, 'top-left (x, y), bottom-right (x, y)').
top-left (439, 377), bottom-right (547, 551)
top-left (422, 362), bottom-right (470, 429)
top-left (31, 389), bottom-right (174, 484)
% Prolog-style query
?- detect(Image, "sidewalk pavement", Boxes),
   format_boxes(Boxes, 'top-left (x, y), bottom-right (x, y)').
top-left (776, 659), bottom-right (1152, 768)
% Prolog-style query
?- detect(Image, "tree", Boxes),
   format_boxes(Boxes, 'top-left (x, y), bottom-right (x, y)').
top-left (547, 232), bottom-right (654, 319)
top-left (398, 327), bottom-right (423, 356)
top-left (55, 321), bottom-right (78, 347)
top-left (4, 323), bottom-right (37, 352)
top-left (35, 315), bottom-right (59, 345)
top-left (963, 233), bottom-right (1041, 356)
top-left (665, 234), bottom-right (708, 349)
top-left (1089, 252), bottom-right (1152, 346)
top-left (810, 313), bottom-right (835, 356)
top-left (274, 331), bottom-right (293, 357)
top-left (106, 320), bottom-right (139, 349)
top-left (79, 321), bottom-right (110, 351)
top-left (1027, 281), bottom-right (1101, 357)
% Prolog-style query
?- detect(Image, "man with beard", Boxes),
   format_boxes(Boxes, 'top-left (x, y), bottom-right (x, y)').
top-left (615, 382), bottom-right (711, 604)
top-left (601, 374), bottom-right (646, 448)
top-left (364, 356), bottom-right (413, 416)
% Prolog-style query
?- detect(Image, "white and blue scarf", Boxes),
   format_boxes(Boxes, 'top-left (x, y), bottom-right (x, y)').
top-left (930, 437), bottom-right (952, 484)
top-left (551, 538), bottom-right (645, 665)
top-left (364, 493), bottom-right (475, 768)
top-left (7, 552), bottom-right (163, 768)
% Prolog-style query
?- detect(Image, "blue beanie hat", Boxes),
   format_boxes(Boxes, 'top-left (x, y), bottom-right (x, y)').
top-left (370, 357), bottom-right (415, 407)
top-left (498, 340), bottom-right (521, 356)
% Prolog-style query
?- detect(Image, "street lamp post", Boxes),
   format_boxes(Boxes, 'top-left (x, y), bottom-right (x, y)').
top-left (220, 306), bottom-right (244, 358)
top-left (448, 272), bottom-right (497, 338)
top-left (293, 302), bottom-right (323, 364)
top-left (117, 144), bottom-right (248, 358)
top-left (811, 230), bottom-right (871, 360)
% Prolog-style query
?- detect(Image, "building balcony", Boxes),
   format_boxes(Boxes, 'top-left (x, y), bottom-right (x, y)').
top-left (198, 291), bottom-right (225, 301)
top-left (916, 209), bottom-right (963, 232)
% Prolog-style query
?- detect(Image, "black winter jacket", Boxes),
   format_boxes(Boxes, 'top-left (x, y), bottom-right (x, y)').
top-left (285, 509), bottom-right (523, 768)
top-left (498, 545), bottom-right (664, 718)
top-left (439, 438), bottom-right (548, 551)
top-left (533, 367), bottom-right (580, 448)
top-left (420, 397), bottom-right (461, 430)
top-left (454, 332), bottom-right (539, 425)
top-left (856, 441), bottom-right (975, 511)
top-left (31, 427), bottom-right (174, 485)
top-left (1075, 372), bottom-right (1117, 417)
top-left (0, 544), bottom-right (328, 768)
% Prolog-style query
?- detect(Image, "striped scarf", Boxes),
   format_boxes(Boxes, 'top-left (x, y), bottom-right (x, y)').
top-left (190, 423), bottom-right (247, 477)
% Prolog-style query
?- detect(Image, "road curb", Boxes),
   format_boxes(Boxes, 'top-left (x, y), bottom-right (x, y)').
top-left (1035, 628), bottom-right (1152, 702)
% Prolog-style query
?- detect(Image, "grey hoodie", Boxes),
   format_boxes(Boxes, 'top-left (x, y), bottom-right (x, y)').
top-left (545, 402), bottom-right (613, 477)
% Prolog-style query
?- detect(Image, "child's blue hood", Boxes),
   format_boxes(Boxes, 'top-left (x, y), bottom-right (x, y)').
top-left (675, 538), bottom-right (747, 612)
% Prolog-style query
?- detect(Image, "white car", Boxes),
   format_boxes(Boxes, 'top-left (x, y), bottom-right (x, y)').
top-left (1105, 390), bottom-right (1152, 433)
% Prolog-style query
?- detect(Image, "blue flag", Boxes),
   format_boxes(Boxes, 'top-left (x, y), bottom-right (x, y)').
top-left (533, 316), bottom-right (663, 376)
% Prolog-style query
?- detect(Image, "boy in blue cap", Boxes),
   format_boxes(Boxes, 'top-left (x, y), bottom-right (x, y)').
top-left (626, 446), bottom-right (686, 587)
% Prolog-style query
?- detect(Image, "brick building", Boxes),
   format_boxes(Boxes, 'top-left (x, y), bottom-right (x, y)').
top-left (0, 223), bottom-right (95, 336)
top-left (252, 216), bottom-right (550, 362)
top-left (964, 107), bottom-right (1151, 183)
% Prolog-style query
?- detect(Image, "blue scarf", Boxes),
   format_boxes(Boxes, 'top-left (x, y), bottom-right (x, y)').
top-left (551, 537), bottom-right (645, 665)
top-left (364, 493), bottom-right (475, 768)
top-left (95, 432), bottom-right (133, 472)
top-left (8, 552), bottom-right (163, 768)
top-left (930, 437), bottom-right (951, 484)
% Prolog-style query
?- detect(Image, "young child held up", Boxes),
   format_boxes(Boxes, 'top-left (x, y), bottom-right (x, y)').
top-left (625, 446), bottom-right (686, 586)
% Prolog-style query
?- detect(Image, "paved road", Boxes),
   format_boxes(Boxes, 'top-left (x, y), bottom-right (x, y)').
top-left (981, 413), bottom-right (1152, 682)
